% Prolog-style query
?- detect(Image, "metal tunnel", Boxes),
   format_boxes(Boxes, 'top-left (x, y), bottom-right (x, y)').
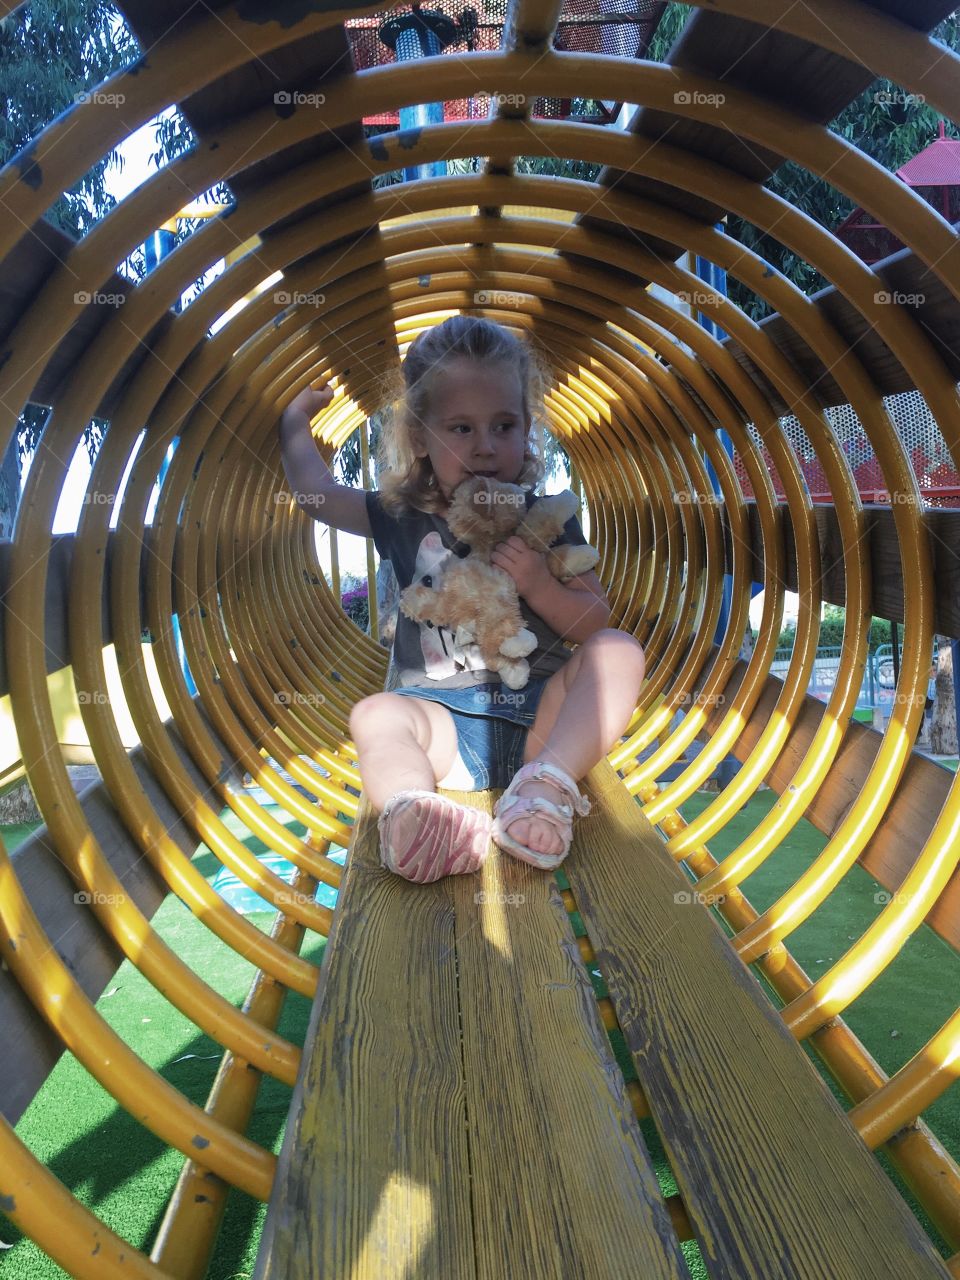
top-left (1, 1), bottom-right (959, 1276)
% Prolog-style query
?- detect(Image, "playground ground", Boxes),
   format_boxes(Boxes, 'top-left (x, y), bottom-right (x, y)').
top-left (3, 776), bottom-right (959, 1277)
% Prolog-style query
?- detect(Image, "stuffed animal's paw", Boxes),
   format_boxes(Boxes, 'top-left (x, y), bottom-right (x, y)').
top-left (547, 545), bottom-right (600, 582)
top-left (499, 627), bottom-right (537, 659)
top-left (498, 659), bottom-right (530, 689)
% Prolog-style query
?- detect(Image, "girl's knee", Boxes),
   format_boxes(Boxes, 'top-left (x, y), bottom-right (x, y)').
top-left (583, 627), bottom-right (645, 671)
top-left (349, 692), bottom-right (405, 739)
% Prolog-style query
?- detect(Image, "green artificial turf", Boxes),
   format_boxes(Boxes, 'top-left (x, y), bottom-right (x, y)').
top-left (0, 819), bottom-right (43, 854)
top-left (4, 787), bottom-right (960, 1277)
top-left (2, 823), bottom-right (326, 1280)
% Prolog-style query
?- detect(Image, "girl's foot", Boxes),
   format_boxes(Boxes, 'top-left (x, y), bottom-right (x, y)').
top-left (504, 778), bottom-right (570, 859)
top-left (492, 761), bottom-right (590, 871)
top-left (378, 789), bottom-right (491, 884)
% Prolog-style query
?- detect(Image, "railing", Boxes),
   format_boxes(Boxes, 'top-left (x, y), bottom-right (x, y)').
top-left (770, 642), bottom-right (940, 712)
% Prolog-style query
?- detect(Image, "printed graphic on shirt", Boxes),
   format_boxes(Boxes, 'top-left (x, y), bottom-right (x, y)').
top-left (411, 532), bottom-right (488, 680)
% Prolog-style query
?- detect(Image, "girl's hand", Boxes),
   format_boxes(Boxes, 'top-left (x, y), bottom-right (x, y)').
top-left (491, 536), bottom-right (552, 600)
top-left (287, 379), bottom-right (334, 420)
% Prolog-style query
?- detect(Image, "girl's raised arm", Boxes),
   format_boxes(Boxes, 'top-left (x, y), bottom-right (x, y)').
top-left (278, 381), bottom-right (373, 538)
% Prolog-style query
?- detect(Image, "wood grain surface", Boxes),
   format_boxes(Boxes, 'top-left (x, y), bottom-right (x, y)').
top-left (567, 761), bottom-right (951, 1280)
top-left (256, 787), bottom-right (685, 1279)
top-left (255, 799), bottom-right (473, 1279)
top-left (448, 795), bottom-right (686, 1280)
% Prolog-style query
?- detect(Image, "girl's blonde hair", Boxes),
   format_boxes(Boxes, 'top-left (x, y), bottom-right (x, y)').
top-left (375, 315), bottom-right (548, 515)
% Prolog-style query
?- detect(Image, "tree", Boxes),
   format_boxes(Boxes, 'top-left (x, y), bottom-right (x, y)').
top-left (0, 2), bottom-right (138, 236)
top-left (0, 3), bottom-right (137, 533)
top-left (931, 639), bottom-right (957, 756)
top-left (0, 4), bottom-right (224, 536)
top-left (647, 2), bottom-right (690, 62)
top-left (724, 14), bottom-right (960, 318)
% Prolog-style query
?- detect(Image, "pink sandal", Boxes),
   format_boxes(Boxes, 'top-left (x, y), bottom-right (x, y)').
top-left (378, 790), bottom-right (492, 884)
top-left (491, 761), bottom-right (591, 871)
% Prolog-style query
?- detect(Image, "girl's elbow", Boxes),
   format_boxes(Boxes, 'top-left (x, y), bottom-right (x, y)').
top-left (576, 605), bottom-right (612, 643)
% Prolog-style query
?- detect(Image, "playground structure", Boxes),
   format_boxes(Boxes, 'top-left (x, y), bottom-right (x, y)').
top-left (1, 1), bottom-right (960, 1277)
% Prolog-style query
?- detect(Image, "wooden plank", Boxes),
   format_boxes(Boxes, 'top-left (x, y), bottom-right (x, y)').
top-left (701, 659), bottom-right (960, 952)
top-left (449, 792), bottom-right (687, 1280)
top-left (733, 502), bottom-right (960, 640)
top-left (0, 529), bottom-right (153, 690)
top-left (595, 497), bottom-right (960, 646)
top-left (566, 761), bottom-right (952, 1280)
top-left (117, 0), bottom-right (360, 194)
top-left (259, 787), bottom-right (687, 1278)
top-left (725, 246), bottom-right (960, 413)
top-left (254, 797), bottom-right (474, 1280)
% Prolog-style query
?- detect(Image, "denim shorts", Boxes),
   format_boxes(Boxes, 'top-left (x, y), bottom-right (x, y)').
top-left (391, 678), bottom-right (549, 791)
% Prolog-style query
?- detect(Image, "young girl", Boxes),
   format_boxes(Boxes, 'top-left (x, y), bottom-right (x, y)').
top-left (279, 316), bottom-right (645, 883)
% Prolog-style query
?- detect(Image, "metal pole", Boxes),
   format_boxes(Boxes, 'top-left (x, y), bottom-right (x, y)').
top-left (377, 10), bottom-right (458, 182)
top-left (695, 236), bottom-right (741, 789)
top-left (891, 619), bottom-right (900, 686)
top-left (695, 239), bottom-right (734, 644)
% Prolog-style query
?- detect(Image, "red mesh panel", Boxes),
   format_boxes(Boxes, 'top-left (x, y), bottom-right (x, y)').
top-left (346, 1), bottom-right (663, 126)
top-left (733, 391), bottom-right (960, 508)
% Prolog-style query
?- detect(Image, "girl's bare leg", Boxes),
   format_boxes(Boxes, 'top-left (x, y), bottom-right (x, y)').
top-left (349, 693), bottom-right (459, 811)
top-left (509, 629), bottom-right (646, 858)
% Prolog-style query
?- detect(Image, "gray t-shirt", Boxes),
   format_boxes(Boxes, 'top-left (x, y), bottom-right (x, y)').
top-left (365, 489), bottom-right (588, 689)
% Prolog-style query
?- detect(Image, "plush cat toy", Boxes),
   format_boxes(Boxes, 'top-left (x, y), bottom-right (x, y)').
top-left (400, 477), bottom-right (600, 689)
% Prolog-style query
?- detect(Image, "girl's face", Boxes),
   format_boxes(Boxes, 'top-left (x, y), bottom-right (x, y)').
top-left (414, 357), bottom-right (529, 502)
